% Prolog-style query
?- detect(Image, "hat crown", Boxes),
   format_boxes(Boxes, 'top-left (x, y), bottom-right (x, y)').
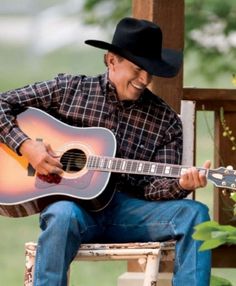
top-left (112, 18), bottom-right (162, 59)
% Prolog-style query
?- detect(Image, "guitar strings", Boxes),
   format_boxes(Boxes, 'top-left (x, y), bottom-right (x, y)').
top-left (58, 153), bottom-right (233, 176)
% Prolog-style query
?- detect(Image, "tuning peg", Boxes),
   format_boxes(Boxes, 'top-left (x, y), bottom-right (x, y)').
top-left (226, 165), bottom-right (233, 170)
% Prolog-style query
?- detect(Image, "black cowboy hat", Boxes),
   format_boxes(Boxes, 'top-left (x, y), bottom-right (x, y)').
top-left (85, 17), bottom-right (183, 78)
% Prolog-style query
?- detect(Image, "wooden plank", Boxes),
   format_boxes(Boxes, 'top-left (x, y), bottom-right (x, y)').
top-left (183, 88), bottom-right (236, 101)
top-left (183, 88), bottom-right (236, 111)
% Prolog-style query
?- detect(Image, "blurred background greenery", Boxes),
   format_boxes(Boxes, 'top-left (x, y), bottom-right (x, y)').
top-left (0, 0), bottom-right (235, 285)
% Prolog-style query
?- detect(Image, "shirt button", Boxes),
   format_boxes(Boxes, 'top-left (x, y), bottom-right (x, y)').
top-left (140, 144), bottom-right (144, 149)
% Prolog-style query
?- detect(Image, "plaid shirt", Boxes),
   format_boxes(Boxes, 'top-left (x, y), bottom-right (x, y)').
top-left (0, 72), bottom-right (189, 200)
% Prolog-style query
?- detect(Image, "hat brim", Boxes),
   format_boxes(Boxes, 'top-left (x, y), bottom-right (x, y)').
top-left (85, 40), bottom-right (183, 78)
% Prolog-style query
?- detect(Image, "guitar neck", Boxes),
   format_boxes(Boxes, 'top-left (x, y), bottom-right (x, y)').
top-left (87, 155), bottom-right (205, 178)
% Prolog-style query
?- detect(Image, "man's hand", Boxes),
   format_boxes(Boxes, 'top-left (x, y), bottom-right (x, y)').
top-left (179, 160), bottom-right (211, 191)
top-left (19, 139), bottom-right (63, 175)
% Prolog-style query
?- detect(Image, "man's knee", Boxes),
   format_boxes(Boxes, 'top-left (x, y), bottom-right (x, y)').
top-left (40, 200), bottom-right (84, 230)
top-left (175, 199), bottom-right (210, 223)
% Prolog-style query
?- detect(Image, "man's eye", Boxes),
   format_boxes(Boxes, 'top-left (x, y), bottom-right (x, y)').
top-left (135, 67), bottom-right (142, 72)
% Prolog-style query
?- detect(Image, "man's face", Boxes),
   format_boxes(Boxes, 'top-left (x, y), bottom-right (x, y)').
top-left (106, 53), bottom-right (153, 101)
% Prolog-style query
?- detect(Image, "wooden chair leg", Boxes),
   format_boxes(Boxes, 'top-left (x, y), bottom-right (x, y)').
top-left (24, 242), bottom-right (72, 286)
top-left (24, 242), bottom-right (36, 286)
top-left (143, 252), bottom-right (161, 286)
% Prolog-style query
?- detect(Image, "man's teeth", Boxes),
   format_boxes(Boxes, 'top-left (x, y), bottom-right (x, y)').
top-left (132, 83), bottom-right (143, 89)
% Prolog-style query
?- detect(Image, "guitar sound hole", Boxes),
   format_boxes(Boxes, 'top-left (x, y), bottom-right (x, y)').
top-left (60, 149), bottom-right (87, 173)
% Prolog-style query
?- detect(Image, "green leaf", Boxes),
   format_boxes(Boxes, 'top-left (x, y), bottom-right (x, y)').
top-left (194, 221), bottom-right (220, 232)
top-left (211, 231), bottom-right (228, 239)
top-left (194, 221), bottom-right (236, 236)
top-left (193, 221), bottom-right (236, 250)
top-left (210, 275), bottom-right (233, 286)
top-left (227, 235), bottom-right (236, 244)
top-left (199, 237), bottom-right (226, 251)
top-left (193, 221), bottom-right (223, 240)
top-left (231, 192), bottom-right (236, 202)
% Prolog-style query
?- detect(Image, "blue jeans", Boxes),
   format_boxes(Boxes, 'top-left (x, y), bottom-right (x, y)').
top-left (33, 192), bottom-right (211, 286)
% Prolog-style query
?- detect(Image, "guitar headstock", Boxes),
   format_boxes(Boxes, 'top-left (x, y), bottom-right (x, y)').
top-left (208, 166), bottom-right (236, 190)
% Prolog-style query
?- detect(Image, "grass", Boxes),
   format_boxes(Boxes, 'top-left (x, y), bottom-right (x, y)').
top-left (0, 215), bottom-right (39, 285)
top-left (0, 41), bottom-right (236, 285)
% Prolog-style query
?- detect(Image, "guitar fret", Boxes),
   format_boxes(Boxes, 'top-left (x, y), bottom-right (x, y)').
top-left (95, 156), bottom-right (100, 168)
top-left (132, 161), bottom-right (138, 173)
top-left (143, 162), bottom-right (150, 173)
top-left (116, 159), bottom-right (122, 171)
top-left (156, 164), bottom-right (165, 174)
top-left (126, 161), bottom-right (132, 172)
top-left (103, 158), bottom-right (109, 169)
top-left (87, 157), bottom-right (91, 167)
top-left (111, 159), bottom-right (116, 170)
top-left (171, 166), bottom-right (180, 176)
top-left (88, 156), bottom-right (96, 168)
top-left (99, 158), bottom-right (105, 168)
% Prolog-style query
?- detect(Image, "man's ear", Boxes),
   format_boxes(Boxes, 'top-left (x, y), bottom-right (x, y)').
top-left (106, 52), bottom-right (116, 70)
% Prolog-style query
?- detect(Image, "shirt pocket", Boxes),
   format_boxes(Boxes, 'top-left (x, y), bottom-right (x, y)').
top-left (120, 131), bottom-right (161, 161)
top-left (135, 135), bottom-right (159, 161)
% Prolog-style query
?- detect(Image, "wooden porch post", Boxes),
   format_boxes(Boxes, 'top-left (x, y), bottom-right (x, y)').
top-left (132, 0), bottom-right (184, 113)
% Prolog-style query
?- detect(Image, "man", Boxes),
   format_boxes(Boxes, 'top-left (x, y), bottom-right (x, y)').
top-left (0, 17), bottom-right (211, 285)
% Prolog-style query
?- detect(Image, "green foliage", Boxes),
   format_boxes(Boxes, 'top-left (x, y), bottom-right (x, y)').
top-left (184, 0), bottom-right (236, 80)
top-left (193, 194), bottom-right (236, 251)
top-left (192, 220), bottom-right (236, 251)
top-left (82, 0), bottom-right (131, 28)
top-left (211, 275), bottom-right (233, 286)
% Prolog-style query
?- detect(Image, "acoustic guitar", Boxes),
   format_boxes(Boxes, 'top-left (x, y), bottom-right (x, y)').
top-left (0, 108), bottom-right (235, 217)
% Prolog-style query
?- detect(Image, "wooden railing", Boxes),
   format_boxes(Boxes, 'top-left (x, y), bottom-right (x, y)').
top-left (184, 87), bottom-right (236, 226)
top-left (183, 88), bottom-right (236, 267)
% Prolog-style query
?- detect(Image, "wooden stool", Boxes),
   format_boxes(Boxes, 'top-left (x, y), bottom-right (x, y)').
top-left (24, 241), bottom-right (175, 286)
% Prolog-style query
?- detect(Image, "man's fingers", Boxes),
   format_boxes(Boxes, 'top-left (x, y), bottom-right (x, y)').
top-left (203, 160), bottom-right (211, 169)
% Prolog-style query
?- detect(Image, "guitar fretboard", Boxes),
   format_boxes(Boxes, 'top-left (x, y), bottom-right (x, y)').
top-left (87, 155), bottom-right (190, 178)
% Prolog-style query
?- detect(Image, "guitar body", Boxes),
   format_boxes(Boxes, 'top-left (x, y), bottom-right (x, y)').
top-left (1, 109), bottom-right (236, 218)
top-left (0, 108), bottom-right (116, 217)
